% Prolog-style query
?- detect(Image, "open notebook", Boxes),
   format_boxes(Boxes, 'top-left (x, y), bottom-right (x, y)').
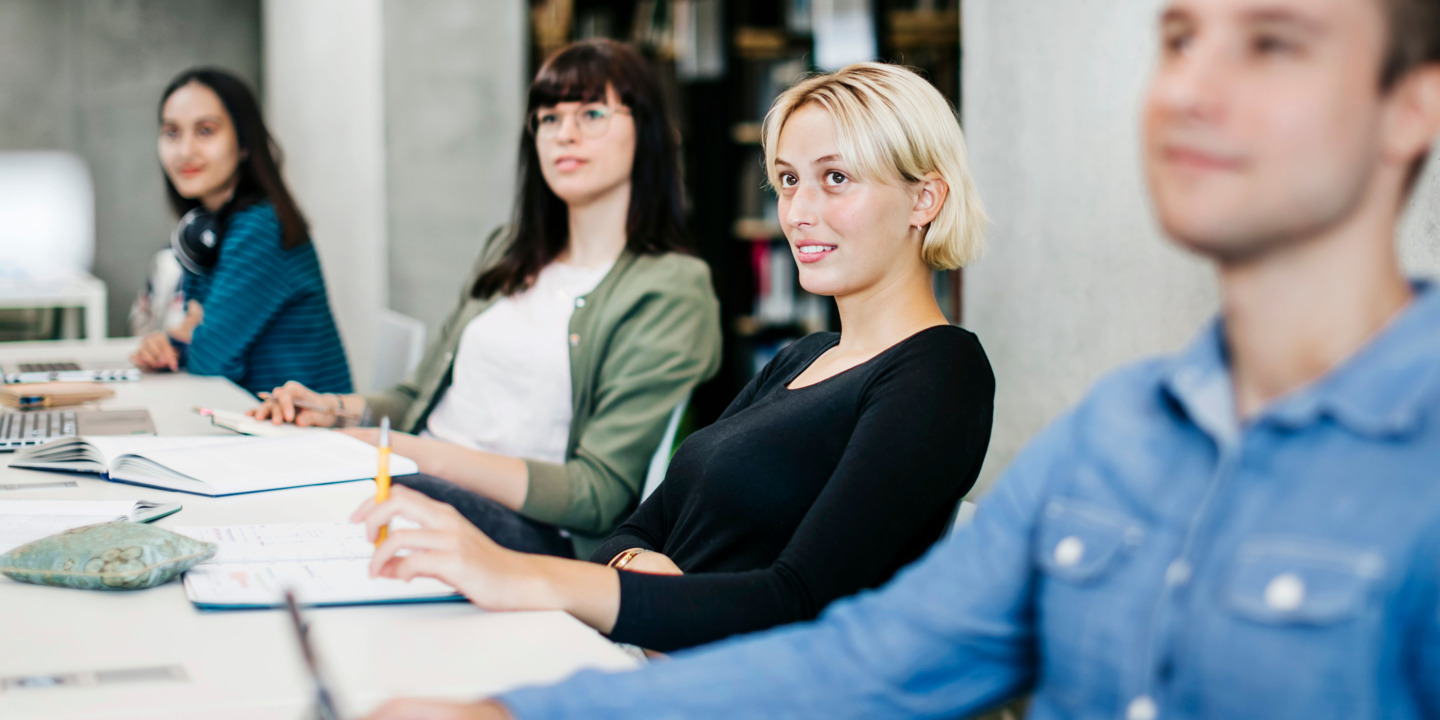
top-left (175, 523), bottom-right (463, 609)
top-left (196, 408), bottom-right (324, 439)
top-left (0, 498), bottom-right (181, 553)
top-left (7, 433), bottom-right (418, 496)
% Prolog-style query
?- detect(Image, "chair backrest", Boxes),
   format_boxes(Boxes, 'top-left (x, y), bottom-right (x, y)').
top-left (640, 393), bottom-right (691, 502)
top-left (0, 152), bottom-right (95, 278)
top-left (371, 309), bottom-right (427, 392)
top-left (951, 499), bottom-right (979, 534)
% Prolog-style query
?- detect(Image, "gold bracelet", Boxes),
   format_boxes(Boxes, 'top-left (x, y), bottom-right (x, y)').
top-left (608, 548), bottom-right (649, 570)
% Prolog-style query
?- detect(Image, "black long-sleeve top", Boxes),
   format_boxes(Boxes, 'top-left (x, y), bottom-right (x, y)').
top-left (590, 325), bottom-right (994, 651)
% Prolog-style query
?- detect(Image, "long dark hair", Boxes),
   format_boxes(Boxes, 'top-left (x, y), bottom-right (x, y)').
top-left (159, 67), bottom-right (310, 250)
top-left (472, 39), bottom-right (690, 299)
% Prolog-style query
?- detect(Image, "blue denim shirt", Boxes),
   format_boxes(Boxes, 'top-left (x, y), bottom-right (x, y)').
top-left (500, 282), bottom-right (1440, 720)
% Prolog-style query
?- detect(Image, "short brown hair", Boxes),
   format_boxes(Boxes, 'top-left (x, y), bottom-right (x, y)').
top-left (1381, 0), bottom-right (1440, 189)
top-left (1381, 0), bottom-right (1440, 89)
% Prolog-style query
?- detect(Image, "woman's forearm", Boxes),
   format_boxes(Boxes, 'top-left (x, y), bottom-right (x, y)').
top-left (394, 434), bottom-right (530, 510)
top-left (533, 554), bottom-right (622, 634)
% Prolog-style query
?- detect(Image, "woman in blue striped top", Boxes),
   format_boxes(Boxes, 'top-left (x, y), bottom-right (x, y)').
top-left (131, 68), bottom-right (352, 397)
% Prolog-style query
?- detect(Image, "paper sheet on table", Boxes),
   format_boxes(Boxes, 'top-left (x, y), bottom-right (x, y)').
top-left (175, 523), bottom-right (461, 608)
top-left (0, 499), bottom-right (141, 554)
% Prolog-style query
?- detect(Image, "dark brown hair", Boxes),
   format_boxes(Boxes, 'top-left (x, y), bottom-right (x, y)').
top-left (159, 68), bottom-right (310, 250)
top-left (472, 39), bottom-right (690, 299)
top-left (1381, 0), bottom-right (1440, 189)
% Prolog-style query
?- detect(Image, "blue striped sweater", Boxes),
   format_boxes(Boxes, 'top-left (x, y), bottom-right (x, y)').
top-left (180, 201), bottom-right (352, 396)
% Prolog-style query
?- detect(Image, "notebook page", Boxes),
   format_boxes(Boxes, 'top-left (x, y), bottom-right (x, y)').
top-left (202, 409), bottom-right (322, 439)
top-left (119, 432), bottom-right (418, 494)
top-left (176, 522), bottom-right (457, 607)
top-left (84, 435), bottom-right (252, 467)
top-left (182, 559), bottom-right (460, 607)
top-left (0, 516), bottom-right (121, 554)
top-left (0, 499), bottom-right (140, 517)
top-left (173, 523), bottom-right (376, 565)
top-left (0, 514), bottom-right (137, 557)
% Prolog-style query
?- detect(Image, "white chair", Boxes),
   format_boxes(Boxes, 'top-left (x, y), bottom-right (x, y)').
top-left (0, 152), bottom-right (105, 342)
top-left (370, 309), bottom-right (427, 392)
top-left (640, 393), bottom-right (691, 502)
top-left (951, 499), bottom-right (979, 533)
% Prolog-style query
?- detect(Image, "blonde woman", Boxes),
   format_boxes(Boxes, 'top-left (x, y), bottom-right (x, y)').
top-left (361, 62), bottom-right (993, 715)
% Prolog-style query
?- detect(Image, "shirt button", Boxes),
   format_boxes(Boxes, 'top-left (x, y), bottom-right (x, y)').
top-left (1053, 536), bottom-right (1085, 567)
top-left (569, 334), bottom-right (581, 347)
top-left (1127, 695), bottom-right (1158, 720)
top-left (1264, 573), bottom-right (1306, 611)
top-left (1165, 559), bottom-right (1191, 587)
top-left (575, 297), bottom-right (586, 308)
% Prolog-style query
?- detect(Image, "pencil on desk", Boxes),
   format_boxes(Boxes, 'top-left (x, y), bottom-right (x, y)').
top-left (375, 416), bottom-right (391, 546)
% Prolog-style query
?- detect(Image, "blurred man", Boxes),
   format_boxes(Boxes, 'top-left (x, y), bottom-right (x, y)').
top-left (370, 0), bottom-right (1440, 717)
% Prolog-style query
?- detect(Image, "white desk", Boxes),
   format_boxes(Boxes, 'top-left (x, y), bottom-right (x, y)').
top-left (0, 272), bottom-right (108, 344)
top-left (0, 340), bottom-right (636, 719)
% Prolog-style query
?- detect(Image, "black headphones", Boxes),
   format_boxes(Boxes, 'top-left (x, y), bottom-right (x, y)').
top-left (171, 206), bottom-right (223, 274)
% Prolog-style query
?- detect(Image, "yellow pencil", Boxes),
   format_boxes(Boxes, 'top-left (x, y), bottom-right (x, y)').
top-left (375, 416), bottom-right (391, 546)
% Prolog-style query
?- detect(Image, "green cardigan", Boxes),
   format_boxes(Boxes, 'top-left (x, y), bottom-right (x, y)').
top-left (364, 228), bottom-right (722, 557)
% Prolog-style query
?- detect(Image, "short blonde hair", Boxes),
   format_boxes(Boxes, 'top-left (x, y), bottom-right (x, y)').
top-left (761, 62), bottom-right (988, 270)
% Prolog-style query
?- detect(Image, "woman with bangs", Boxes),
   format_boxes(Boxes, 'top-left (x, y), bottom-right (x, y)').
top-left (252, 39), bottom-right (722, 561)
top-left (355, 61), bottom-right (997, 688)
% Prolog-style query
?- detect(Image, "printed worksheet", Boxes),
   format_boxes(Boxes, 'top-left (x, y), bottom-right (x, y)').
top-left (174, 523), bottom-right (462, 609)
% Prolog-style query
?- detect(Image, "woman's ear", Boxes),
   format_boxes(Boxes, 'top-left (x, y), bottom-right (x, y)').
top-left (910, 172), bottom-right (948, 229)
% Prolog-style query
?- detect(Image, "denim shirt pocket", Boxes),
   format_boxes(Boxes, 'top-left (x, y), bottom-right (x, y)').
top-left (1225, 538), bottom-right (1384, 624)
top-left (1032, 499), bottom-right (1145, 708)
top-left (1035, 498), bottom-right (1145, 584)
top-left (1207, 536), bottom-right (1386, 720)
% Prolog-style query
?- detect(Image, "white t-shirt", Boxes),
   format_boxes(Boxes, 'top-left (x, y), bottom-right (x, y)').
top-left (422, 260), bottom-right (614, 464)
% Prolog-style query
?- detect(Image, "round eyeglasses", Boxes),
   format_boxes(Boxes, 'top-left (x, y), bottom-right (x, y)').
top-left (527, 104), bottom-right (631, 140)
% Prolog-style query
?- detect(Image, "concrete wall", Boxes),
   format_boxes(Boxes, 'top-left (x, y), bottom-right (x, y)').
top-left (962, 0), bottom-right (1440, 495)
top-left (263, 0), bottom-right (527, 390)
top-left (0, 0), bottom-right (261, 336)
top-left (263, 0), bottom-right (389, 390)
top-left (382, 0), bottom-right (527, 341)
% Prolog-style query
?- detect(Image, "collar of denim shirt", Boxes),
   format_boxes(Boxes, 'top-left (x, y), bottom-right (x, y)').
top-left (1162, 280), bottom-right (1440, 450)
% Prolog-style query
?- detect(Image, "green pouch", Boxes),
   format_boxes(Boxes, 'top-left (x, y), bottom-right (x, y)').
top-left (0, 521), bottom-right (217, 591)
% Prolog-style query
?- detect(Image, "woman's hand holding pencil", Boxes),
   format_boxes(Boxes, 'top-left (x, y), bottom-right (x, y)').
top-left (248, 381), bottom-right (366, 428)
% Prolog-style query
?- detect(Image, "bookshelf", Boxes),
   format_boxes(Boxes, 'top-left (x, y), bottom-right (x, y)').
top-left (529, 0), bottom-right (964, 424)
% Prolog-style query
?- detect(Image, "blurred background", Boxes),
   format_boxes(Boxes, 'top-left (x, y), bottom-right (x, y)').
top-left (2, 0), bottom-right (1437, 492)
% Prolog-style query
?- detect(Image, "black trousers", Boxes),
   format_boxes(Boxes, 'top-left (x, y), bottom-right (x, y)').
top-left (394, 473), bottom-right (576, 559)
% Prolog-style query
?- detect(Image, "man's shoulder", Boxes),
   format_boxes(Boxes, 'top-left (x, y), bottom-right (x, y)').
top-left (1073, 355), bottom-right (1178, 418)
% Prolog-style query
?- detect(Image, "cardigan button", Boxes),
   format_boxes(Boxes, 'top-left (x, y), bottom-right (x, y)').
top-left (575, 297), bottom-right (586, 308)
top-left (569, 334), bottom-right (581, 347)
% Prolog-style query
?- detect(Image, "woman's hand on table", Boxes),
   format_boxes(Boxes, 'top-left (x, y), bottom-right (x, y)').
top-left (364, 698), bottom-right (513, 720)
top-left (248, 380), bottom-right (355, 427)
top-left (351, 485), bottom-right (557, 612)
top-left (131, 331), bottom-right (179, 371)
